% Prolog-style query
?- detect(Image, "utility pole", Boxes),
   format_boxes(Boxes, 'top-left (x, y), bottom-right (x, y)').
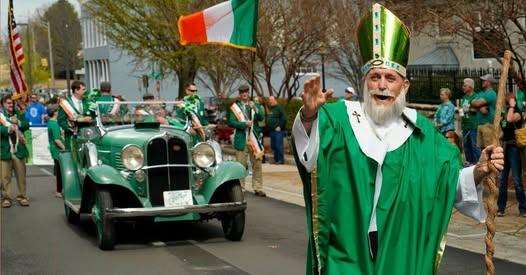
top-left (65, 23), bottom-right (70, 95)
top-left (18, 23), bottom-right (33, 92)
top-left (45, 21), bottom-right (55, 89)
top-left (27, 25), bottom-right (33, 92)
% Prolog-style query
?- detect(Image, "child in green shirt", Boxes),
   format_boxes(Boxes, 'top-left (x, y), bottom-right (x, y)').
top-left (47, 104), bottom-right (66, 197)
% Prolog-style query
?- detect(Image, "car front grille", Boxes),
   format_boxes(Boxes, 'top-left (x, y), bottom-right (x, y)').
top-left (146, 136), bottom-right (191, 206)
top-left (114, 153), bottom-right (125, 170)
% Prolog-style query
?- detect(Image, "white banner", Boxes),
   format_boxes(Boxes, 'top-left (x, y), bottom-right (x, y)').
top-left (29, 127), bottom-right (54, 165)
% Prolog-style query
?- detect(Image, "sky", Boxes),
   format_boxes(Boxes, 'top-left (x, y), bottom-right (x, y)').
top-left (0, 0), bottom-right (80, 35)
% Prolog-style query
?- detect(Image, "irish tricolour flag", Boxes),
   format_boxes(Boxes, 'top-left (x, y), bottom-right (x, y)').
top-left (178, 0), bottom-right (258, 51)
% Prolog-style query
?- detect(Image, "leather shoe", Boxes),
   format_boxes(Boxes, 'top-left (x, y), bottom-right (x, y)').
top-left (255, 190), bottom-right (266, 197)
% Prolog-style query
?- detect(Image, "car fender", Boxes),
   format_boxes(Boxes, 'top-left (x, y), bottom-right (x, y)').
top-left (87, 165), bottom-right (138, 195)
top-left (201, 161), bottom-right (247, 202)
top-left (59, 152), bottom-right (82, 200)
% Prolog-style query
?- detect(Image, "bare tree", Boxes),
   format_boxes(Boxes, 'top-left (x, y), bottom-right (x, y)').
top-left (326, 0), bottom-right (378, 92)
top-left (196, 46), bottom-right (242, 99)
top-left (388, 0), bottom-right (526, 89)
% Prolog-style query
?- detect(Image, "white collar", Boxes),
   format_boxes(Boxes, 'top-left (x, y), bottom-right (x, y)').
top-left (345, 101), bottom-right (417, 165)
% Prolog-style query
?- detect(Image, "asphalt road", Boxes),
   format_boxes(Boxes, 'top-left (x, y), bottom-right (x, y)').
top-left (1, 166), bottom-right (525, 275)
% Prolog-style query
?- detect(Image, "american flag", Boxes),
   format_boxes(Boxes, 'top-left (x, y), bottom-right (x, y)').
top-left (8, 0), bottom-right (28, 111)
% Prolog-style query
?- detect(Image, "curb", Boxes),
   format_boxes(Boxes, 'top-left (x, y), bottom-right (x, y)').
top-left (222, 146), bottom-right (297, 166)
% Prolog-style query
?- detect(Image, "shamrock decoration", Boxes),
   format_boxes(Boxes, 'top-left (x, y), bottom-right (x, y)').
top-left (182, 94), bottom-right (201, 114)
top-left (83, 88), bottom-right (101, 112)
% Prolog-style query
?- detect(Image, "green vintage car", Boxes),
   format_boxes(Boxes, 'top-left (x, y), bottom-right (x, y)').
top-left (59, 101), bottom-right (247, 250)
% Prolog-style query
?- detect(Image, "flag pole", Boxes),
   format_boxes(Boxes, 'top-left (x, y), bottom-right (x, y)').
top-left (0, 0), bottom-right (2, 85)
top-left (250, 51), bottom-right (255, 99)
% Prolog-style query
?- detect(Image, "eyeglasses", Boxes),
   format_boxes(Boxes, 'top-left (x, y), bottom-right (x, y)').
top-left (187, 89), bottom-right (198, 92)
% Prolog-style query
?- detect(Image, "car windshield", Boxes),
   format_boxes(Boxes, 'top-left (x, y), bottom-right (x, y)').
top-left (94, 101), bottom-right (189, 130)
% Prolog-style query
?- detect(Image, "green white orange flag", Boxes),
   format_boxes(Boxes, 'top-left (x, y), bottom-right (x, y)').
top-left (178, 0), bottom-right (258, 51)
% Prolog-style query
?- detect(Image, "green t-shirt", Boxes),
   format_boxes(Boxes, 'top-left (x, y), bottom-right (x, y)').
top-left (97, 94), bottom-right (127, 115)
top-left (517, 89), bottom-right (525, 112)
top-left (476, 89), bottom-right (497, 124)
top-left (461, 93), bottom-right (478, 130)
top-left (47, 119), bottom-right (64, 160)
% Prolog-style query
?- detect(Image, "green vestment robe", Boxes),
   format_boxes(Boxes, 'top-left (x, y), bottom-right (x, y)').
top-left (295, 101), bottom-right (462, 274)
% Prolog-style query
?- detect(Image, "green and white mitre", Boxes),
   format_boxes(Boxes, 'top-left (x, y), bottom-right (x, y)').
top-left (358, 3), bottom-right (411, 77)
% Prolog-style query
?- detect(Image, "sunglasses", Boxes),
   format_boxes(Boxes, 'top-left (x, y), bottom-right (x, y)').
top-left (187, 89), bottom-right (198, 92)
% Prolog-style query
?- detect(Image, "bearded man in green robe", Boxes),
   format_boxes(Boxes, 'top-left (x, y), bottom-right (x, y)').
top-left (292, 3), bottom-right (504, 274)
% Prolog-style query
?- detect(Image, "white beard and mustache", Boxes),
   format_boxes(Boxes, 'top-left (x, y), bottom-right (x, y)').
top-left (362, 83), bottom-right (406, 126)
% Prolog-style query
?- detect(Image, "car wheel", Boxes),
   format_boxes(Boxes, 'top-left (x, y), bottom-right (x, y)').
top-left (221, 183), bottom-right (245, 241)
top-left (64, 203), bottom-right (80, 224)
top-left (93, 189), bottom-right (116, 250)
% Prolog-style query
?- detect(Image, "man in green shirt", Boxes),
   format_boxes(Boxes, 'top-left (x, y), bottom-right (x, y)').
top-left (460, 78), bottom-right (481, 165)
top-left (97, 81), bottom-right (126, 115)
top-left (1, 94), bottom-right (30, 207)
top-left (176, 83), bottom-right (215, 144)
top-left (292, 4), bottom-right (504, 274)
top-left (266, 96), bottom-right (287, 164)
top-left (471, 74), bottom-right (497, 149)
top-left (46, 104), bottom-right (66, 197)
top-left (57, 80), bottom-right (90, 150)
top-left (229, 85), bottom-right (265, 196)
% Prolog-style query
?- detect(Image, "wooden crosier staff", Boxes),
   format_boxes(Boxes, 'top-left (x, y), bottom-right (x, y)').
top-left (485, 49), bottom-right (511, 275)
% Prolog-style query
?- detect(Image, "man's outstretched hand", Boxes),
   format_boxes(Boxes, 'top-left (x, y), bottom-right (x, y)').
top-left (300, 75), bottom-right (334, 118)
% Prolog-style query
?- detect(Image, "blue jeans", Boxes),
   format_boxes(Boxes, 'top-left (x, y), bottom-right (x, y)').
top-left (462, 129), bottom-right (481, 164)
top-left (497, 144), bottom-right (526, 213)
top-left (270, 130), bottom-right (285, 162)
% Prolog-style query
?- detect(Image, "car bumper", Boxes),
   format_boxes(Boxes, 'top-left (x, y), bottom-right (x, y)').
top-left (105, 201), bottom-right (247, 218)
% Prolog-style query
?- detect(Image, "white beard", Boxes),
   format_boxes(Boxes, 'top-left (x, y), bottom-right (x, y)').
top-left (362, 83), bottom-right (406, 126)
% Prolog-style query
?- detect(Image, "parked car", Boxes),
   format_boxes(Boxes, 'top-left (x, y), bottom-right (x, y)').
top-left (59, 101), bottom-right (247, 250)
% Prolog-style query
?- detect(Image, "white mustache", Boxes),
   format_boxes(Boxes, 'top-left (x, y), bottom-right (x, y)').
top-left (369, 89), bottom-right (395, 97)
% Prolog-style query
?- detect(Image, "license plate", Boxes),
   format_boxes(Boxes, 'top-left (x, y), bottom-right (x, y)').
top-left (163, 190), bottom-right (193, 207)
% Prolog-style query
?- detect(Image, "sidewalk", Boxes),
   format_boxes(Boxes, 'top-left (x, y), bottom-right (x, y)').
top-left (222, 145), bottom-right (526, 264)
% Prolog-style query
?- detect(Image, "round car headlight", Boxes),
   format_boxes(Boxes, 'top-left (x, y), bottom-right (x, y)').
top-left (121, 145), bottom-right (144, 170)
top-left (84, 128), bottom-right (95, 140)
top-left (192, 143), bottom-right (216, 168)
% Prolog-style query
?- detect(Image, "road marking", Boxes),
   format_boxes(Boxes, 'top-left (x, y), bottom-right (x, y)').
top-left (40, 168), bottom-right (54, 176)
top-left (151, 241), bottom-right (167, 247)
top-left (263, 186), bottom-right (303, 198)
top-left (192, 265), bottom-right (234, 271)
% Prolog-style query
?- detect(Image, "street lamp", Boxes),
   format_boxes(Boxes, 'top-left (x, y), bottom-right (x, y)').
top-left (43, 21), bottom-right (55, 90)
top-left (319, 42), bottom-right (328, 93)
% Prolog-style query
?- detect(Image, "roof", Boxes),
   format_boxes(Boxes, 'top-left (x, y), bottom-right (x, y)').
top-left (408, 47), bottom-right (459, 70)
